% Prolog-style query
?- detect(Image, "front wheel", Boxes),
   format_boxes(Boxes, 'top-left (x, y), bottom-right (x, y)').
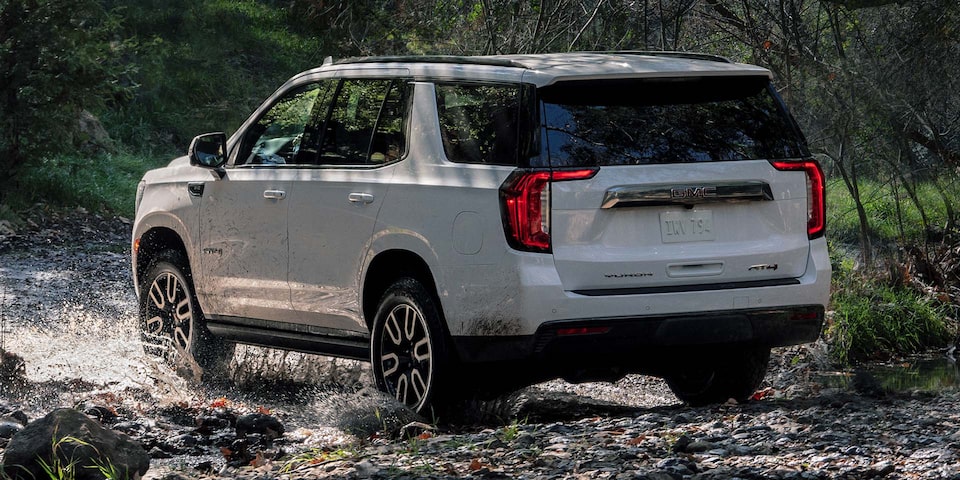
top-left (371, 278), bottom-right (451, 415)
top-left (664, 347), bottom-right (770, 406)
top-left (139, 252), bottom-right (233, 381)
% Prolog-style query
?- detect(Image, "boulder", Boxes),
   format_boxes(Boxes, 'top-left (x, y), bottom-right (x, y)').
top-left (76, 110), bottom-right (113, 152)
top-left (1, 408), bottom-right (149, 480)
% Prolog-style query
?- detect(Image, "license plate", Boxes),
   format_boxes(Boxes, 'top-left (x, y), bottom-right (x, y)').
top-left (660, 210), bottom-right (715, 243)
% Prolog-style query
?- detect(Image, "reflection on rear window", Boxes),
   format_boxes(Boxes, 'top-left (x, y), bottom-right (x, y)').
top-left (539, 76), bottom-right (808, 167)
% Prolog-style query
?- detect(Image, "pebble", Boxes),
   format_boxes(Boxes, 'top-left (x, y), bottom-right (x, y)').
top-left (171, 387), bottom-right (954, 480)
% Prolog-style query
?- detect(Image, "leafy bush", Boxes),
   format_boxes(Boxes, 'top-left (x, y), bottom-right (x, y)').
top-left (827, 248), bottom-right (954, 365)
top-left (101, 0), bottom-right (325, 151)
top-left (828, 178), bottom-right (960, 245)
top-left (0, 0), bottom-right (128, 197)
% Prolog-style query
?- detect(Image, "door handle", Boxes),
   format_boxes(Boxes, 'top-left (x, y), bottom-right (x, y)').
top-left (348, 193), bottom-right (375, 204)
top-left (263, 190), bottom-right (286, 200)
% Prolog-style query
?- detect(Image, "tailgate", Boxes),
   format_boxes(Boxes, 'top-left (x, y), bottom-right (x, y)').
top-left (550, 161), bottom-right (810, 292)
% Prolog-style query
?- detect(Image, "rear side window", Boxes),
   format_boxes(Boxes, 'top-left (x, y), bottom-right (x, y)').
top-left (539, 76), bottom-right (809, 167)
top-left (435, 83), bottom-right (526, 166)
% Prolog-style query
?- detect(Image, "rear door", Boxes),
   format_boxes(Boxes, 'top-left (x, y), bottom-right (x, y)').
top-left (287, 78), bottom-right (409, 331)
top-left (540, 75), bottom-right (813, 293)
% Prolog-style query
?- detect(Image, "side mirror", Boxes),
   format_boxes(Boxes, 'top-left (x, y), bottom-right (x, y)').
top-left (188, 132), bottom-right (228, 169)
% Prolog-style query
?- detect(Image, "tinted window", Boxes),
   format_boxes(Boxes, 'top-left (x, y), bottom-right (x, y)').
top-left (539, 76), bottom-right (808, 167)
top-left (436, 83), bottom-right (524, 165)
top-left (319, 79), bottom-right (408, 165)
top-left (237, 83), bottom-right (329, 166)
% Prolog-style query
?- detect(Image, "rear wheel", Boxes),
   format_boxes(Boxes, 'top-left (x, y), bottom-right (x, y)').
top-left (139, 251), bottom-right (233, 381)
top-left (664, 347), bottom-right (770, 406)
top-left (371, 278), bottom-right (451, 415)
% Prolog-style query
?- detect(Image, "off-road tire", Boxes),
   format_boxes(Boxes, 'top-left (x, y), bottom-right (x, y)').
top-left (139, 250), bottom-right (233, 382)
top-left (664, 346), bottom-right (770, 406)
top-left (371, 278), bottom-right (453, 416)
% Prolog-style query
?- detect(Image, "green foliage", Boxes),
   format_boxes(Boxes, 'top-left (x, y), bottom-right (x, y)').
top-left (827, 253), bottom-right (953, 365)
top-left (0, 0), bottom-right (128, 197)
top-left (36, 435), bottom-right (122, 480)
top-left (827, 177), bottom-right (960, 244)
top-left (3, 152), bottom-right (167, 218)
top-left (101, 0), bottom-right (325, 150)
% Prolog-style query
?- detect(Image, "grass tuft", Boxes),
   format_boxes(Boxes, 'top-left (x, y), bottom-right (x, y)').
top-left (826, 251), bottom-right (954, 365)
top-left (2, 152), bottom-right (170, 219)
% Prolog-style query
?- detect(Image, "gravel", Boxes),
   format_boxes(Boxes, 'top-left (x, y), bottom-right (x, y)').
top-left (2, 208), bottom-right (960, 480)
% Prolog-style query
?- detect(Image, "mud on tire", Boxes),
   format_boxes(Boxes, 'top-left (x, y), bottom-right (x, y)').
top-left (139, 250), bottom-right (233, 382)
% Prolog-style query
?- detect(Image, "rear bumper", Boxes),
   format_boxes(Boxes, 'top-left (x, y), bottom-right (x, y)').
top-left (450, 304), bottom-right (824, 364)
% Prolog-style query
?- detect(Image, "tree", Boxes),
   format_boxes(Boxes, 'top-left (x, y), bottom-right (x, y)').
top-left (0, 0), bottom-right (124, 199)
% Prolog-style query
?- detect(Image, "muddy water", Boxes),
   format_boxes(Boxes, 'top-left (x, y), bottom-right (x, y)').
top-left (0, 242), bottom-right (377, 417)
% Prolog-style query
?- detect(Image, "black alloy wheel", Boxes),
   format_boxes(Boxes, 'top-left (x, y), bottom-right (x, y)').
top-left (139, 251), bottom-right (232, 381)
top-left (371, 278), bottom-right (451, 414)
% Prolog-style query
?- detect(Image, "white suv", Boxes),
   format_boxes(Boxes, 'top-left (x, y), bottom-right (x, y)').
top-left (132, 52), bottom-right (830, 413)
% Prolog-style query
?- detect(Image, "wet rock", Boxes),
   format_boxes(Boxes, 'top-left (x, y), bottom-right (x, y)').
top-left (195, 411), bottom-right (235, 434)
top-left (0, 419), bottom-right (24, 439)
top-left (83, 405), bottom-right (119, 424)
top-left (0, 350), bottom-right (26, 389)
top-left (235, 413), bottom-right (284, 440)
top-left (1, 408), bottom-right (149, 480)
top-left (324, 388), bottom-right (422, 438)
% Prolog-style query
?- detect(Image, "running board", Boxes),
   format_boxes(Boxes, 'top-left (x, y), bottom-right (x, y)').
top-left (206, 318), bottom-right (370, 361)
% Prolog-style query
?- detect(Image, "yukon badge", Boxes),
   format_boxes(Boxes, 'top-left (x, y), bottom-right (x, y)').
top-left (749, 264), bottom-right (779, 271)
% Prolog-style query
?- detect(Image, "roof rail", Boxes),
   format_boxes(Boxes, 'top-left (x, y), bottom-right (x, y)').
top-left (607, 50), bottom-right (733, 63)
top-left (335, 55), bottom-right (528, 69)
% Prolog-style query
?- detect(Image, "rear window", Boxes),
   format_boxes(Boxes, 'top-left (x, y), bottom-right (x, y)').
top-left (539, 76), bottom-right (808, 167)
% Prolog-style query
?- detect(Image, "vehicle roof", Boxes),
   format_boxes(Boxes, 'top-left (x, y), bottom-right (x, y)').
top-left (312, 51), bottom-right (772, 86)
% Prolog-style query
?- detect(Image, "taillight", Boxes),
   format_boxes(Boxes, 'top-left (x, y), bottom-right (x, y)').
top-left (772, 160), bottom-right (825, 239)
top-left (500, 168), bottom-right (599, 252)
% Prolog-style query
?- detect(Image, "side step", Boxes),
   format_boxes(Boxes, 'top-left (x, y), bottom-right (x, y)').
top-left (206, 318), bottom-right (370, 361)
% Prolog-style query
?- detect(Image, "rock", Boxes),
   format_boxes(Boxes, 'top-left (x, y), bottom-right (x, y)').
top-left (672, 434), bottom-right (693, 452)
top-left (0, 418), bottom-right (24, 439)
top-left (0, 350), bottom-right (26, 389)
top-left (83, 405), bottom-right (119, 424)
top-left (0, 412), bottom-right (27, 440)
top-left (76, 110), bottom-right (112, 152)
top-left (235, 413), bottom-right (284, 440)
top-left (322, 388), bottom-right (422, 438)
top-left (1, 408), bottom-right (150, 480)
top-left (195, 413), bottom-right (234, 434)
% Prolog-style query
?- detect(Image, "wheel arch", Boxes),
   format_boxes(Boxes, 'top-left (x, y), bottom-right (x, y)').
top-left (135, 226), bottom-right (190, 290)
top-left (361, 249), bottom-right (441, 331)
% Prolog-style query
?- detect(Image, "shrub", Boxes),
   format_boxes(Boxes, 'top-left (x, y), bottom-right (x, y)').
top-left (827, 250), bottom-right (954, 365)
top-left (0, 0), bottom-right (128, 198)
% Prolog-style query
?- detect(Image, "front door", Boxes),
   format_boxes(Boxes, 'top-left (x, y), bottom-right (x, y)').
top-left (196, 82), bottom-right (329, 322)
